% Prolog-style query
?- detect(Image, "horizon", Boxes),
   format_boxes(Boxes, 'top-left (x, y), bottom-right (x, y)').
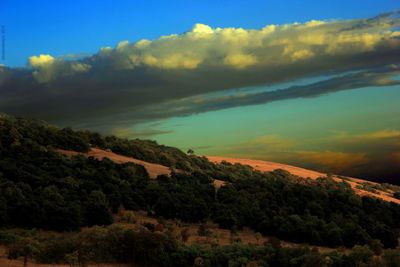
top-left (1, 0), bottom-right (400, 184)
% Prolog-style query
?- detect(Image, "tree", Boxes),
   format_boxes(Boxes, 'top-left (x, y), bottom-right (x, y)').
top-left (84, 191), bottom-right (113, 226)
top-left (382, 249), bottom-right (400, 267)
top-left (198, 223), bottom-right (210, 236)
top-left (254, 232), bottom-right (262, 245)
top-left (369, 239), bottom-right (383, 256)
top-left (64, 251), bottom-right (79, 267)
top-left (349, 245), bottom-right (373, 267)
top-left (7, 235), bottom-right (39, 267)
top-left (187, 149), bottom-right (194, 155)
top-left (181, 228), bottom-right (190, 242)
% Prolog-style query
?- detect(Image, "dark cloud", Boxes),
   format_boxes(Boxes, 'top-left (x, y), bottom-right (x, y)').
top-left (132, 65), bottom-right (400, 121)
top-left (0, 12), bottom-right (399, 134)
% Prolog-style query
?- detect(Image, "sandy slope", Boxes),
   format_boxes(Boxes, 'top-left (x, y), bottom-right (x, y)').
top-left (57, 148), bottom-right (400, 204)
top-left (207, 156), bottom-right (400, 205)
top-left (207, 156), bottom-right (326, 179)
top-left (58, 148), bottom-right (173, 179)
top-left (58, 148), bottom-right (226, 189)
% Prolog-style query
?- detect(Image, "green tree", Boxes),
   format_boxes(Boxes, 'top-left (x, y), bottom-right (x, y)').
top-left (7, 235), bottom-right (39, 267)
top-left (254, 232), bottom-right (262, 245)
top-left (181, 228), bottom-right (190, 242)
top-left (198, 223), bottom-right (210, 237)
top-left (349, 245), bottom-right (373, 267)
top-left (84, 191), bottom-right (113, 226)
top-left (382, 249), bottom-right (400, 267)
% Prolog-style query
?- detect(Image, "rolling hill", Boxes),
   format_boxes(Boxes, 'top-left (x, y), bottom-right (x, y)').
top-left (2, 113), bottom-right (400, 266)
top-left (58, 145), bottom-right (400, 204)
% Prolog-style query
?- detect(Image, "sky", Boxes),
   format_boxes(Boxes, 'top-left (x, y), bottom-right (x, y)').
top-left (1, 0), bottom-right (400, 183)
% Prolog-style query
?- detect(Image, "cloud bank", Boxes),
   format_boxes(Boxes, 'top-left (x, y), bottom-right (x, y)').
top-left (219, 129), bottom-right (400, 184)
top-left (0, 11), bottom-right (399, 133)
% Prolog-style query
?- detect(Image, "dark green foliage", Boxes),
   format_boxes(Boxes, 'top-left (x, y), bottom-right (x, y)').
top-left (382, 249), bottom-right (400, 267)
top-left (0, 230), bottom-right (19, 245)
top-left (0, 115), bottom-right (150, 230)
top-left (212, 176), bottom-right (400, 248)
top-left (198, 223), bottom-right (210, 236)
top-left (142, 222), bottom-right (155, 232)
top-left (1, 114), bottom-right (400, 250)
top-left (0, 114), bottom-right (89, 152)
top-left (5, 224), bottom-right (393, 267)
top-left (84, 190), bottom-right (113, 226)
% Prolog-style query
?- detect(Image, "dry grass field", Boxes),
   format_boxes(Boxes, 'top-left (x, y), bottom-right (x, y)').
top-left (207, 156), bottom-right (400, 204)
top-left (58, 147), bottom-right (400, 204)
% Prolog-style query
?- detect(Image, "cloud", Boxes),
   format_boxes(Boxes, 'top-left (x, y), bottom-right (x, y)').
top-left (224, 135), bottom-right (295, 154)
top-left (217, 135), bottom-right (369, 174)
top-left (92, 10), bottom-right (399, 71)
top-left (353, 129), bottom-right (400, 140)
top-left (57, 53), bottom-right (92, 59)
top-left (219, 129), bottom-right (400, 183)
top-left (289, 151), bottom-right (370, 173)
top-left (0, 11), bottom-right (400, 132)
top-left (28, 54), bottom-right (91, 83)
top-left (127, 64), bottom-right (400, 121)
top-left (326, 130), bottom-right (400, 183)
top-left (29, 54), bottom-right (55, 67)
top-left (111, 126), bottom-right (173, 139)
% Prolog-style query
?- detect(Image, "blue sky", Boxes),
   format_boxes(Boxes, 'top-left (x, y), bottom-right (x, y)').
top-left (1, 0), bottom-right (400, 183)
top-left (1, 0), bottom-right (399, 67)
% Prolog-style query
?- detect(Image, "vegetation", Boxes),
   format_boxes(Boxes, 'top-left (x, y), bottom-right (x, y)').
top-left (1, 114), bottom-right (400, 266)
top-left (355, 183), bottom-right (380, 194)
top-left (1, 225), bottom-right (400, 267)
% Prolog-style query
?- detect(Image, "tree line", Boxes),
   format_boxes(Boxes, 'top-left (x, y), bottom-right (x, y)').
top-left (2, 224), bottom-right (400, 267)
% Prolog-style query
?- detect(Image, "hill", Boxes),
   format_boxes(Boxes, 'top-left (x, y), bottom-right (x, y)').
top-left (207, 156), bottom-right (400, 204)
top-left (2, 113), bottom-right (400, 266)
top-left (58, 146), bottom-right (400, 204)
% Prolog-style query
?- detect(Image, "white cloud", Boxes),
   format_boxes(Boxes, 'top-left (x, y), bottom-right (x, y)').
top-left (28, 54), bottom-right (91, 83)
top-left (90, 11), bottom-right (399, 71)
top-left (26, 11), bottom-right (400, 82)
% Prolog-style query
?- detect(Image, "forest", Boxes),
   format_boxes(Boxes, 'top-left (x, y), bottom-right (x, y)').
top-left (2, 224), bottom-right (400, 267)
top-left (1, 114), bottom-right (400, 266)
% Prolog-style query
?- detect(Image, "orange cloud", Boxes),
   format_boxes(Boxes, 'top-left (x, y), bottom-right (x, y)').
top-left (289, 151), bottom-right (370, 173)
top-left (219, 129), bottom-right (400, 181)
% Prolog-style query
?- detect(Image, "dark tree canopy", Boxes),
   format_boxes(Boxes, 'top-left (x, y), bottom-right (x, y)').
top-left (1, 114), bottom-right (400, 250)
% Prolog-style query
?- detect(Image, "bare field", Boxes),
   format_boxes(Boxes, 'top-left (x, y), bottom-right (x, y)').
top-left (207, 156), bottom-right (400, 204)
top-left (58, 148), bottom-right (400, 204)
top-left (58, 148), bottom-right (173, 179)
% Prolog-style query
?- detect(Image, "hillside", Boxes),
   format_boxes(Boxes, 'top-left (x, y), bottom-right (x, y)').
top-left (208, 156), bottom-right (400, 204)
top-left (2, 114), bottom-right (400, 266)
top-left (59, 147), bottom-right (400, 204)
